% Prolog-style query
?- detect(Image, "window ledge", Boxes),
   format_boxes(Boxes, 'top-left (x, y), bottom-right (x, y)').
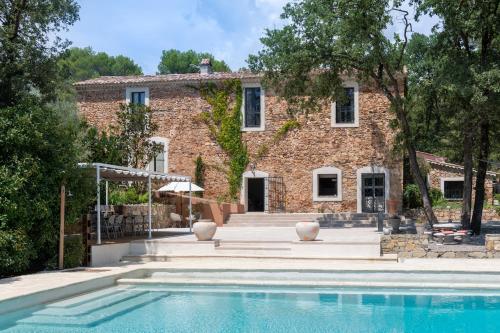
top-left (242, 126), bottom-right (265, 132)
top-left (331, 123), bottom-right (359, 128)
top-left (313, 196), bottom-right (342, 202)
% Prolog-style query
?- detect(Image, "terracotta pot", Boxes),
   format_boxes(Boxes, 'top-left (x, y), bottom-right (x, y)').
top-left (296, 222), bottom-right (320, 241)
top-left (193, 219), bottom-right (217, 241)
top-left (386, 199), bottom-right (399, 216)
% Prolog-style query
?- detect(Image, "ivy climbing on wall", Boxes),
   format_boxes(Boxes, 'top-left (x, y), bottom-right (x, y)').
top-left (198, 79), bottom-right (249, 201)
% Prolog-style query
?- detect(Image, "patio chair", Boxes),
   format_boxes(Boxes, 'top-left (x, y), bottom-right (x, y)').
top-left (134, 215), bottom-right (144, 235)
top-left (152, 215), bottom-right (161, 232)
top-left (104, 214), bottom-right (115, 239)
top-left (113, 215), bottom-right (124, 238)
top-left (125, 215), bottom-right (135, 236)
top-left (169, 213), bottom-right (182, 228)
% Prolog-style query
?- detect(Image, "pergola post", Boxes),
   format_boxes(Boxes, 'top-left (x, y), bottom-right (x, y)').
top-left (105, 181), bottom-right (109, 206)
top-left (188, 179), bottom-right (192, 233)
top-left (148, 174), bottom-right (152, 239)
top-left (96, 165), bottom-right (101, 245)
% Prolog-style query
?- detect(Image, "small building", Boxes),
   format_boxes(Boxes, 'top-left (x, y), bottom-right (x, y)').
top-left (417, 151), bottom-right (497, 203)
top-left (75, 60), bottom-right (403, 214)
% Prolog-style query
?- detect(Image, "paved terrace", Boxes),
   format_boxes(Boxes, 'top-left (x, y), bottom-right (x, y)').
top-left (152, 227), bottom-right (381, 242)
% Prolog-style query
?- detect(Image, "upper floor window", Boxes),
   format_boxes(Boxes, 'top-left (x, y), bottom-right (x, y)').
top-left (242, 84), bottom-right (265, 131)
top-left (331, 82), bottom-right (359, 128)
top-left (130, 91), bottom-right (146, 105)
top-left (126, 87), bottom-right (149, 106)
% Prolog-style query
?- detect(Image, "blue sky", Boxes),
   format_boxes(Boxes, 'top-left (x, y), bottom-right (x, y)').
top-left (62, 0), bottom-right (438, 75)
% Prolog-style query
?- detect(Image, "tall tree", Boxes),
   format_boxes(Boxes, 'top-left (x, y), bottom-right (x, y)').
top-left (249, 0), bottom-right (438, 225)
top-left (157, 49), bottom-right (231, 74)
top-left (0, 0), bottom-right (79, 107)
top-left (58, 47), bottom-right (143, 82)
top-left (112, 103), bottom-right (162, 170)
top-left (416, 0), bottom-right (499, 233)
top-left (0, 0), bottom-right (97, 276)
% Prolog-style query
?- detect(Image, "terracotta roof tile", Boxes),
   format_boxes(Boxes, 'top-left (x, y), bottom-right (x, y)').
top-left (74, 72), bottom-right (261, 86)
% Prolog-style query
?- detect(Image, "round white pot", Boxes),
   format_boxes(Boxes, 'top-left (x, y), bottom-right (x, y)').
top-left (193, 220), bottom-right (217, 241)
top-left (296, 222), bottom-right (320, 241)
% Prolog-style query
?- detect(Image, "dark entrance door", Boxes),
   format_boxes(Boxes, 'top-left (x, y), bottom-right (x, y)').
top-left (362, 173), bottom-right (385, 213)
top-left (247, 178), bottom-right (265, 212)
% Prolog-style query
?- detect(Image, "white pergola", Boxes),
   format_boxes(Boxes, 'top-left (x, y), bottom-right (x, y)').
top-left (78, 163), bottom-right (192, 245)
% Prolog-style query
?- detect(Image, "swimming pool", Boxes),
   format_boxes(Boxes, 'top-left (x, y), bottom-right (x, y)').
top-left (1, 285), bottom-right (500, 332)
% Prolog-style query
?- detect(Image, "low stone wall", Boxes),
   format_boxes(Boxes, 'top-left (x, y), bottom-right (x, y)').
top-left (486, 235), bottom-right (500, 253)
top-left (404, 208), bottom-right (499, 222)
top-left (381, 234), bottom-right (500, 259)
top-left (381, 234), bottom-right (429, 258)
top-left (110, 204), bottom-right (173, 227)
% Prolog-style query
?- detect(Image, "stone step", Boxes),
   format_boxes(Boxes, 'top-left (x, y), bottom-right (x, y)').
top-left (33, 290), bottom-right (148, 316)
top-left (225, 213), bottom-right (389, 226)
top-left (121, 254), bottom-right (396, 263)
top-left (17, 291), bottom-right (168, 327)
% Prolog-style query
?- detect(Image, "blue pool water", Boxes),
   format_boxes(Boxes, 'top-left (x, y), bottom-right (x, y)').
top-left (1, 285), bottom-right (500, 333)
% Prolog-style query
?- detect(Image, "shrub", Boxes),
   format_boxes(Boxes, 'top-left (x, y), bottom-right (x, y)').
top-left (0, 229), bottom-right (33, 277)
top-left (429, 188), bottom-right (445, 206)
top-left (109, 187), bottom-right (148, 205)
top-left (403, 184), bottom-right (422, 208)
top-left (64, 235), bottom-right (84, 269)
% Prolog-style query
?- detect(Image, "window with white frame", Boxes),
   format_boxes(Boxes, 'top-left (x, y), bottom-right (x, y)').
top-left (331, 82), bottom-right (359, 127)
top-left (441, 178), bottom-right (464, 200)
top-left (148, 137), bottom-right (168, 173)
top-left (242, 84), bottom-right (265, 131)
top-left (313, 166), bottom-right (342, 201)
top-left (126, 87), bottom-right (149, 106)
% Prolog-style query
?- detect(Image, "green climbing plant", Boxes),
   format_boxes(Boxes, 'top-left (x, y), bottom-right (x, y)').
top-left (198, 79), bottom-right (249, 201)
top-left (194, 155), bottom-right (205, 197)
top-left (254, 118), bottom-right (300, 161)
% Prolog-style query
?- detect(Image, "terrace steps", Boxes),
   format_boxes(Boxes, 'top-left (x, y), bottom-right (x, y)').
top-left (16, 290), bottom-right (168, 328)
top-left (225, 212), bottom-right (388, 228)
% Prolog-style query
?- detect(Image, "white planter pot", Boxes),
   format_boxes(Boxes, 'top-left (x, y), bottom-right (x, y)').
top-left (193, 220), bottom-right (217, 241)
top-left (296, 222), bottom-right (320, 241)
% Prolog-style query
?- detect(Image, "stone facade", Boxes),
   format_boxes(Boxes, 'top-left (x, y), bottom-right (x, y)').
top-left (76, 72), bottom-right (402, 213)
top-left (381, 234), bottom-right (500, 259)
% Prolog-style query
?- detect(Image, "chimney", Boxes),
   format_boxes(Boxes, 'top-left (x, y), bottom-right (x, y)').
top-left (199, 58), bottom-right (213, 74)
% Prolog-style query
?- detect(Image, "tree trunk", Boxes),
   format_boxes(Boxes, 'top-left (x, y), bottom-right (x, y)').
top-left (471, 121), bottom-right (490, 235)
top-left (395, 102), bottom-right (437, 227)
top-left (461, 124), bottom-right (473, 229)
top-left (406, 142), bottom-right (437, 227)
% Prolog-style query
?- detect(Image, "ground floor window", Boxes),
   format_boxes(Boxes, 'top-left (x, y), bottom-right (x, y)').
top-left (313, 166), bottom-right (342, 201)
top-left (443, 180), bottom-right (464, 200)
top-left (318, 174), bottom-right (338, 197)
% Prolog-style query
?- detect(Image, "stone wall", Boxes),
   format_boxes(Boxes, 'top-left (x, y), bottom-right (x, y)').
top-left (381, 234), bottom-right (500, 259)
top-left (432, 208), bottom-right (499, 222)
top-left (405, 207), bottom-right (500, 222)
top-left (76, 78), bottom-right (402, 213)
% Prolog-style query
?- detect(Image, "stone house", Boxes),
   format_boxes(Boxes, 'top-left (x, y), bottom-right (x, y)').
top-left (75, 61), bottom-right (403, 214)
top-left (416, 151), bottom-right (497, 203)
